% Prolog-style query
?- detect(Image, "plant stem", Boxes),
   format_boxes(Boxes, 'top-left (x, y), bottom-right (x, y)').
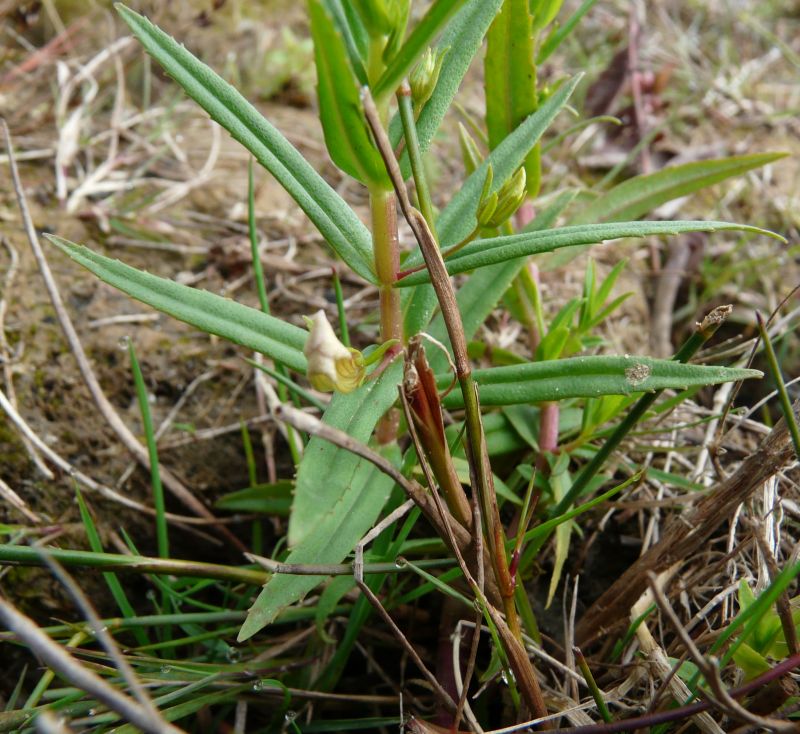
top-left (370, 186), bottom-right (402, 345)
top-left (0, 544), bottom-right (267, 585)
top-left (362, 92), bottom-right (548, 720)
top-left (370, 185), bottom-right (402, 443)
top-left (398, 85), bottom-right (436, 233)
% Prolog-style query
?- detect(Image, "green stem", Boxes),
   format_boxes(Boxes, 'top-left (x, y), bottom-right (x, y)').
top-left (757, 312), bottom-right (800, 460)
top-left (370, 186), bottom-right (402, 344)
top-left (574, 647), bottom-right (612, 723)
top-left (397, 86), bottom-right (436, 233)
top-left (0, 545), bottom-right (267, 585)
top-left (128, 342), bottom-right (168, 560)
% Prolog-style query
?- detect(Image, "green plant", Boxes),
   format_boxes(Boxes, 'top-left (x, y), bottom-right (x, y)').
top-left (19, 0), bottom-right (790, 729)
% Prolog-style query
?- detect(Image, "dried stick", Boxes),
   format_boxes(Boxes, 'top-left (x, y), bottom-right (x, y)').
top-left (0, 595), bottom-right (185, 734)
top-left (352, 501), bottom-right (457, 714)
top-left (37, 552), bottom-right (163, 723)
top-left (275, 402), bottom-right (502, 606)
top-left (1, 119), bottom-right (245, 553)
top-left (576, 400), bottom-right (800, 645)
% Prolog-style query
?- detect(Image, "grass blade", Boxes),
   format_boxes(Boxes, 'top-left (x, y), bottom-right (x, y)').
top-left (756, 312), bottom-right (800, 460)
top-left (128, 340), bottom-right (168, 560)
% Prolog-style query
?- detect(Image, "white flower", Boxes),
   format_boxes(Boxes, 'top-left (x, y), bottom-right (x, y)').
top-left (303, 310), bottom-right (364, 393)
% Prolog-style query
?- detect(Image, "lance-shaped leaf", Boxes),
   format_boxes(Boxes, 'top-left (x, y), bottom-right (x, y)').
top-left (48, 236), bottom-right (308, 373)
top-left (115, 4), bottom-right (376, 283)
top-left (485, 0), bottom-right (539, 194)
top-left (576, 153), bottom-right (788, 224)
top-left (240, 362), bottom-right (402, 640)
top-left (372, 0), bottom-right (467, 103)
top-left (544, 152), bottom-right (788, 269)
top-left (390, 0), bottom-right (504, 174)
top-left (398, 219), bottom-right (782, 286)
top-left (308, 0), bottom-right (389, 186)
top-left (439, 355), bottom-right (761, 408)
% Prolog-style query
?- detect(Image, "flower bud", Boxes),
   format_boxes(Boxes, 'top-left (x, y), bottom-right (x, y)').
top-left (476, 166), bottom-right (527, 229)
top-left (303, 310), bottom-right (365, 393)
top-left (409, 47), bottom-right (447, 111)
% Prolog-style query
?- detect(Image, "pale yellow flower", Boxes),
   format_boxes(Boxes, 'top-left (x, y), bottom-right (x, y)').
top-left (303, 310), bottom-right (365, 393)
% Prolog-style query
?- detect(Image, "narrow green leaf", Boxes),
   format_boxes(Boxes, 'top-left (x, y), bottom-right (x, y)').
top-left (574, 153), bottom-right (787, 225)
top-left (436, 74), bottom-right (581, 248)
top-left (372, 0), bottom-right (467, 102)
top-left (48, 236), bottom-right (308, 373)
top-left (308, 0), bottom-right (389, 185)
top-left (399, 219), bottom-right (781, 286)
top-left (439, 355), bottom-right (761, 408)
top-left (115, 3), bottom-right (376, 283)
top-left (537, 0), bottom-right (599, 64)
top-left (391, 0), bottom-right (504, 171)
top-left (288, 362), bottom-right (401, 546)
top-left (485, 0), bottom-right (538, 191)
top-left (239, 365), bottom-right (401, 641)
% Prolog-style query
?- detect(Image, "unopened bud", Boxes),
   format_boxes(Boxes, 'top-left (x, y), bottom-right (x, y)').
top-left (477, 166), bottom-right (527, 229)
top-left (410, 47), bottom-right (447, 111)
top-left (303, 310), bottom-right (365, 393)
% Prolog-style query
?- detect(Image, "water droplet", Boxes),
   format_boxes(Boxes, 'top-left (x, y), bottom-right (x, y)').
top-left (118, 335), bottom-right (131, 350)
top-left (146, 589), bottom-right (156, 601)
top-left (227, 646), bottom-right (241, 662)
top-left (284, 710), bottom-right (298, 723)
top-left (87, 709), bottom-right (96, 717)
top-left (252, 679), bottom-right (263, 692)
top-left (394, 556), bottom-right (408, 569)
top-left (160, 665), bottom-right (171, 674)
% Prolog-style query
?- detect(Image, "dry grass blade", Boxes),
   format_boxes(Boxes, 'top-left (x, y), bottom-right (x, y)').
top-left (0, 595), bottom-right (186, 734)
top-left (577, 400), bottom-right (800, 645)
top-left (0, 118), bottom-right (245, 553)
top-left (646, 571), bottom-right (798, 732)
